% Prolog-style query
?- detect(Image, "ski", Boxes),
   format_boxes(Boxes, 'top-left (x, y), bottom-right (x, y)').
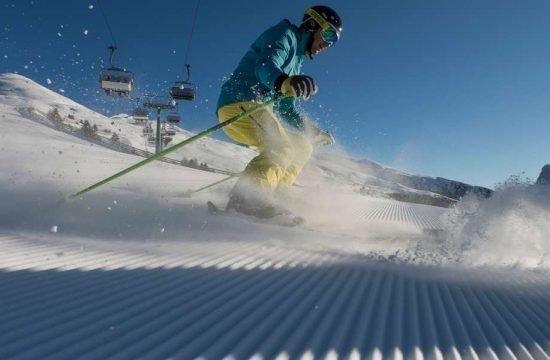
top-left (206, 201), bottom-right (304, 227)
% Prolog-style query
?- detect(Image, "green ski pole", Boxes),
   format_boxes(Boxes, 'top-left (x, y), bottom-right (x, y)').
top-left (67, 96), bottom-right (286, 200)
top-left (181, 174), bottom-right (239, 198)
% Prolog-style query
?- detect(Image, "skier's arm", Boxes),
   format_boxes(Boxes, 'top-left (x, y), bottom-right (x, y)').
top-left (274, 96), bottom-right (304, 129)
top-left (254, 30), bottom-right (292, 90)
top-left (253, 28), bottom-right (318, 130)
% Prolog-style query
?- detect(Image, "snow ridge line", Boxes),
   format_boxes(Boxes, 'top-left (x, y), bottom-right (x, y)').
top-left (359, 199), bottom-right (448, 230)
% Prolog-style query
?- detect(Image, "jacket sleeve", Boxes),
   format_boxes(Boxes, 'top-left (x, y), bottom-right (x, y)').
top-left (254, 26), bottom-right (293, 90)
top-left (254, 24), bottom-right (304, 129)
top-left (275, 96), bottom-right (304, 130)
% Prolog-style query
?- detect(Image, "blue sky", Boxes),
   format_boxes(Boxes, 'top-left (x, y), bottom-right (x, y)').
top-left (2, 0), bottom-right (549, 188)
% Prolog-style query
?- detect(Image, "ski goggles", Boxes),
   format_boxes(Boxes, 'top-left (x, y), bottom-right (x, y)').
top-left (305, 8), bottom-right (342, 46)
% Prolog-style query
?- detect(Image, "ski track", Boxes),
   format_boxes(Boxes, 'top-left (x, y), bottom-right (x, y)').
top-left (353, 197), bottom-right (448, 230)
top-left (0, 233), bottom-right (549, 360)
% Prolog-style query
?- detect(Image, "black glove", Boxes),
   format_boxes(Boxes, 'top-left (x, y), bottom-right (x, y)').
top-left (275, 75), bottom-right (318, 100)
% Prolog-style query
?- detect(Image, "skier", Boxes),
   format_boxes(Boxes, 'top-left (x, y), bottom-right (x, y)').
top-left (216, 5), bottom-right (342, 222)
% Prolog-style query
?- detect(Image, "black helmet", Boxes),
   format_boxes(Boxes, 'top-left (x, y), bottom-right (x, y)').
top-left (302, 5), bottom-right (343, 33)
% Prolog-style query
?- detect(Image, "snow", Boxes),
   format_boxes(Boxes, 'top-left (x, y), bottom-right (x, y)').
top-left (1, 73), bottom-right (549, 359)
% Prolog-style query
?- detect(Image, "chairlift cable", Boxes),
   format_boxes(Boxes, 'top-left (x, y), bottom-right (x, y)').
top-left (96, 0), bottom-right (134, 97)
top-left (96, 0), bottom-right (118, 48)
top-left (183, 0), bottom-right (202, 66)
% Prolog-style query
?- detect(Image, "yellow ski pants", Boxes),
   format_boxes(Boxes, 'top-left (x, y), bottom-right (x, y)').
top-left (217, 102), bottom-right (313, 192)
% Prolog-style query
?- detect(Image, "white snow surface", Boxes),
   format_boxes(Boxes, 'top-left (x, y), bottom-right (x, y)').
top-left (1, 73), bottom-right (549, 359)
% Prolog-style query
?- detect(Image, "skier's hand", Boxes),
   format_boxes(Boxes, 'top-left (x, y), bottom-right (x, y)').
top-left (311, 127), bottom-right (335, 147)
top-left (277, 75), bottom-right (318, 100)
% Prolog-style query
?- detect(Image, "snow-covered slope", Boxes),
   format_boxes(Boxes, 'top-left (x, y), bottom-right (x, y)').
top-left (1, 72), bottom-right (549, 359)
top-left (1, 233), bottom-right (549, 360)
top-left (0, 73), bottom-right (256, 173)
top-left (0, 73), bottom-right (490, 206)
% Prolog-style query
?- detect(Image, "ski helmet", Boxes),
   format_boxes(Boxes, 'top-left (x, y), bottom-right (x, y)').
top-left (302, 5), bottom-right (343, 40)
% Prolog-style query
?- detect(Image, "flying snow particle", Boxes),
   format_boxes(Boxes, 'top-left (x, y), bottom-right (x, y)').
top-left (24, 65), bottom-right (28, 69)
top-left (161, 228), bottom-right (165, 233)
top-left (50, 225), bottom-right (58, 233)
top-left (3, 55), bottom-right (7, 59)
top-left (84, 30), bottom-right (88, 35)
top-left (88, 4), bottom-right (94, 9)
top-left (59, 88), bottom-right (65, 93)
top-left (46, 78), bottom-right (52, 85)
top-left (57, 32), bottom-right (62, 37)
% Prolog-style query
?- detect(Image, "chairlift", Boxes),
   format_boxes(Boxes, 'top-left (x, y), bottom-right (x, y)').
top-left (170, 64), bottom-right (196, 101)
top-left (132, 107), bottom-right (149, 122)
top-left (99, 45), bottom-right (134, 97)
top-left (142, 124), bottom-right (153, 136)
top-left (166, 113), bottom-right (181, 124)
top-left (163, 136), bottom-right (173, 146)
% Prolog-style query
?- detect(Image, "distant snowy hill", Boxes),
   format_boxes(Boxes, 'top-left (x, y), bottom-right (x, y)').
top-left (0, 72), bottom-right (490, 206)
top-left (356, 158), bottom-right (493, 200)
top-left (0, 73), bottom-right (256, 173)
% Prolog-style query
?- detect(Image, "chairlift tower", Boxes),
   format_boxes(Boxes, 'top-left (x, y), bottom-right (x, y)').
top-left (144, 96), bottom-right (176, 154)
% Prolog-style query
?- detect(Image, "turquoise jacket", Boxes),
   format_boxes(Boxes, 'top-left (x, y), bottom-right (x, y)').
top-left (217, 20), bottom-right (310, 130)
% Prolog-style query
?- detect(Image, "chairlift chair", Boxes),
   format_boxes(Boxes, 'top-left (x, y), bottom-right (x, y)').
top-left (142, 124), bottom-right (153, 136)
top-left (170, 64), bottom-right (196, 101)
top-left (166, 113), bottom-right (181, 124)
top-left (132, 107), bottom-right (149, 122)
top-left (99, 46), bottom-right (134, 97)
top-left (163, 136), bottom-right (173, 146)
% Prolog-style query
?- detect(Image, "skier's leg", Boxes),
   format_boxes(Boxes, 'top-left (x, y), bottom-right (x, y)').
top-left (217, 102), bottom-right (264, 148)
top-left (218, 102), bottom-right (297, 217)
top-left (218, 102), bottom-right (294, 191)
top-left (278, 129), bottom-right (313, 187)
